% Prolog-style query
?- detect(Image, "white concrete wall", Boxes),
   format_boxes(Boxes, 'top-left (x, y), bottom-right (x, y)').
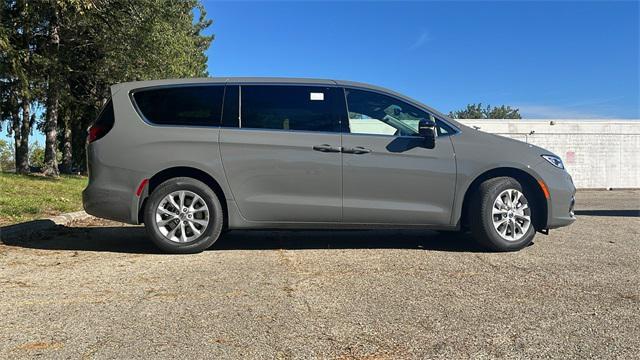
top-left (457, 120), bottom-right (640, 189)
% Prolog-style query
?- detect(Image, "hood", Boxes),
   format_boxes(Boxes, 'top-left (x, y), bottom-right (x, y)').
top-left (451, 123), bottom-right (557, 169)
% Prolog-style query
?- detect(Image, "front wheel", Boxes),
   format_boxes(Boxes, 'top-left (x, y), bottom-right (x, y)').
top-left (470, 177), bottom-right (536, 251)
top-left (144, 177), bottom-right (224, 254)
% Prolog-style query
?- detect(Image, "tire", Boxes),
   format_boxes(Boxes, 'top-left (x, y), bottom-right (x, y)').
top-left (470, 177), bottom-right (536, 251)
top-left (144, 177), bottom-right (224, 254)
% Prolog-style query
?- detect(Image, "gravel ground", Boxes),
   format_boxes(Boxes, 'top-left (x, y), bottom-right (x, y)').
top-left (0, 190), bottom-right (638, 359)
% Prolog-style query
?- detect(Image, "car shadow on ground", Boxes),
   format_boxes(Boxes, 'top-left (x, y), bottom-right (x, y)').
top-left (2, 226), bottom-right (496, 254)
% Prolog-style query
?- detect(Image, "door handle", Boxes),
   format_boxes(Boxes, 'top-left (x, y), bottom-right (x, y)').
top-left (343, 146), bottom-right (372, 155)
top-left (313, 144), bottom-right (342, 153)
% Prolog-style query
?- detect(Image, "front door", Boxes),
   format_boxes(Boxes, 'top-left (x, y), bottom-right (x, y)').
top-left (341, 88), bottom-right (457, 225)
top-left (220, 85), bottom-right (343, 223)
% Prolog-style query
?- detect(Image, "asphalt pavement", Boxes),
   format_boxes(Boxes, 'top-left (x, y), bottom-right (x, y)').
top-left (0, 190), bottom-right (638, 359)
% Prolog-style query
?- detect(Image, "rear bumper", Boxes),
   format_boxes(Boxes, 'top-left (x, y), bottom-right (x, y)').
top-left (83, 143), bottom-right (144, 225)
top-left (82, 185), bottom-right (133, 223)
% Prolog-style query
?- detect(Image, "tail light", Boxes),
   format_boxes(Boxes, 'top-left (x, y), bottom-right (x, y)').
top-left (88, 125), bottom-right (108, 143)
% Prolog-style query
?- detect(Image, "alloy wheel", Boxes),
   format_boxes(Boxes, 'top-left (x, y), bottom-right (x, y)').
top-left (155, 190), bottom-right (210, 243)
top-left (491, 189), bottom-right (531, 241)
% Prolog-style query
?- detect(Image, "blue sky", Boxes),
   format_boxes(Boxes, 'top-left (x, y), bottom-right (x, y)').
top-left (11, 0), bottom-right (640, 145)
top-left (204, 0), bottom-right (639, 119)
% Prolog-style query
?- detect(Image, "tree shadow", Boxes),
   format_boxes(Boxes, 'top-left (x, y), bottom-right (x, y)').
top-left (2, 225), bottom-right (491, 254)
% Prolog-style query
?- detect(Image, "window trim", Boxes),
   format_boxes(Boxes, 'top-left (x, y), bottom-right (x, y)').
top-left (238, 85), bottom-right (242, 128)
top-left (342, 86), bottom-right (461, 138)
top-left (235, 84), bottom-right (343, 134)
top-left (129, 83), bottom-right (226, 128)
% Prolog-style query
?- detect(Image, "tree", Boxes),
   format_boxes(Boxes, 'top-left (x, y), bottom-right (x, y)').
top-left (485, 105), bottom-right (521, 119)
top-left (2, 0), bottom-right (213, 175)
top-left (56, 0), bottom-right (213, 173)
top-left (449, 103), bottom-right (485, 119)
top-left (0, 138), bottom-right (14, 171)
top-left (41, 0), bottom-right (95, 177)
top-left (40, 1), bottom-right (61, 177)
top-left (29, 140), bottom-right (45, 169)
top-left (0, 0), bottom-right (48, 174)
top-left (449, 103), bottom-right (522, 119)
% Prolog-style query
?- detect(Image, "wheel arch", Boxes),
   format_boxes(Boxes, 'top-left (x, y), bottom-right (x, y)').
top-left (458, 167), bottom-right (548, 231)
top-left (139, 166), bottom-right (228, 229)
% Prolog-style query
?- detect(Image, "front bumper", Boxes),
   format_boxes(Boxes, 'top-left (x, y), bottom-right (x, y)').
top-left (534, 162), bottom-right (577, 229)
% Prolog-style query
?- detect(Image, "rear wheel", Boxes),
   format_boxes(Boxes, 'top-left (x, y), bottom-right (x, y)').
top-left (144, 177), bottom-right (223, 254)
top-left (470, 177), bottom-right (536, 251)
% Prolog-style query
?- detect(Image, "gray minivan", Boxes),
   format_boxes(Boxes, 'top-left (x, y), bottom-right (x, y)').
top-left (83, 77), bottom-right (576, 253)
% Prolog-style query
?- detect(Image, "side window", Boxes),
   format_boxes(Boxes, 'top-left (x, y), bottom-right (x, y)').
top-left (241, 85), bottom-right (342, 132)
top-left (345, 88), bottom-right (428, 137)
top-left (133, 85), bottom-right (224, 126)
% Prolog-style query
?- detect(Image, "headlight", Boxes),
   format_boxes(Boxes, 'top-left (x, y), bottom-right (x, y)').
top-left (541, 154), bottom-right (564, 169)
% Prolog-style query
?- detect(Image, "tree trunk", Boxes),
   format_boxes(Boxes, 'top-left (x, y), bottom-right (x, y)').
top-left (60, 117), bottom-right (73, 174)
top-left (11, 109), bottom-right (21, 172)
top-left (14, 0), bottom-right (31, 175)
top-left (42, 92), bottom-right (60, 176)
top-left (15, 102), bottom-right (30, 174)
top-left (70, 117), bottom-right (87, 175)
top-left (42, 11), bottom-right (60, 177)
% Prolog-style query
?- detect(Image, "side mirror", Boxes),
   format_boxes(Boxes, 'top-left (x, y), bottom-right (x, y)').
top-left (418, 118), bottom-right (436, 149)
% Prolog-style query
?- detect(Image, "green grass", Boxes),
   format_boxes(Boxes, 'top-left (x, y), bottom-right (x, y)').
top-left (0, 172), bottom-right (87, 226)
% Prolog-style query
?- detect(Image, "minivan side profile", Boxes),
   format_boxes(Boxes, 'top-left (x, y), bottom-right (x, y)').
top-left (83, 77), bottom-right (576, 253)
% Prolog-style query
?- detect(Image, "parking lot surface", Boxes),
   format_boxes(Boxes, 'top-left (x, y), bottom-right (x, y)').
top-left (1, 190), bottom-right (639, 359)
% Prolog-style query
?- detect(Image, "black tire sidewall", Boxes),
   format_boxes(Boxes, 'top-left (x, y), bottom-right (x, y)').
top-left (144, 178), bottom-right (223, 254)
top-left (473, 177), bottom-right (536, 251)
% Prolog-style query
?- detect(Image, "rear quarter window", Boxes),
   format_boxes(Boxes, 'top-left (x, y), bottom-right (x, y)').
top-left (132, 85), bottom-right (224, 126)
top-left (95, 99), bottom-right (115, 128)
